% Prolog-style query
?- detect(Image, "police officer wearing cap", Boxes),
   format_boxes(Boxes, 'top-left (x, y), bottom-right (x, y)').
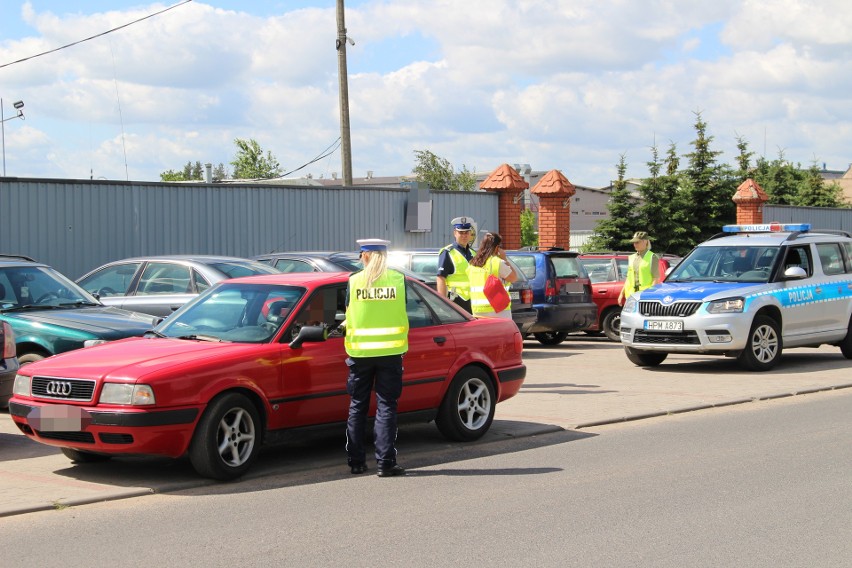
top-left (344, 238), bottom-right (409, 477)
top-left (617, 231), bottom-right (661, 306)
top-left (437, 216), bottom-right (476, 312)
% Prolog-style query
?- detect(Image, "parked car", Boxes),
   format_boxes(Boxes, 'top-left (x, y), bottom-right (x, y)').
top-left (579, 252), bottom-right (681, 341)
top-left (0, 320), bottom-right (19, 409)
top-left (620, 223), bottom-right (852, 371)
top-left (0, 254), bottom-right (159, 366)
top-left (506, 248), bottom-right (598, 345)
top-left (77, 255), bottom-right (280, 317)
top-left (253, 250), bottom-right (538, 333)
top-left (9, 272), bottom-right (526, 480)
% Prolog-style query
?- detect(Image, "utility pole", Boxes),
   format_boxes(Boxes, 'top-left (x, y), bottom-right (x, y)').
top-left (336, 0), bottom-right (353, 186)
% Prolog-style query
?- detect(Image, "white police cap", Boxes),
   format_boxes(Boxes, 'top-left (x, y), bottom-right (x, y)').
top-left (451, 216), bottom-right (475, 231)
top-left (356, 238), bottom-right (390, 252)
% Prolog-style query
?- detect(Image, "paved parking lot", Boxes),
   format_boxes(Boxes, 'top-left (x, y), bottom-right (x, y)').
top-left (2, 335), bottom-right (850, 517)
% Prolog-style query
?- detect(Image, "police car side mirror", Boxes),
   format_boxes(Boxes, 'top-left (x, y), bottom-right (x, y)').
top-left (289, 324), bottom-right (328, 349)
top-left (783, 266), bottom-right (808, 280)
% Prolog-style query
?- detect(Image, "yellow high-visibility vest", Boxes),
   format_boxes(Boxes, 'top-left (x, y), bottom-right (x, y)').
top-left (345, 269), bottom-right (409, 357)
top-left (442, 245), bottom-right (474, 300)
top-left (623, 250), bottom-right (658, 297)
top-left (467, 256), bottom-right (509, 316)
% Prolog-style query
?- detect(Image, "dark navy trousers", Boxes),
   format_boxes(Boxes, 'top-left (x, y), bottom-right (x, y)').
top-left (345, 354), bottom-right (404, 468)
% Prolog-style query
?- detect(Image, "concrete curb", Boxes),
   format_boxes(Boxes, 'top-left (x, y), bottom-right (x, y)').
top-left (573, 382), bottom-right (852, 429)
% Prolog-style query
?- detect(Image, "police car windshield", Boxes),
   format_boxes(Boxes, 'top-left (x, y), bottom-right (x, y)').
top-left (667, 246), bottom-right (779, 283)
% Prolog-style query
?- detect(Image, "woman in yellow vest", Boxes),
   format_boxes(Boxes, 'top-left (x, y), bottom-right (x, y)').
top-left (466, 232), bottom-right (517, 319)
top-left (344, 238), bottom-right (409, 477)
top-left (617, 231), bottom-right (661, 306)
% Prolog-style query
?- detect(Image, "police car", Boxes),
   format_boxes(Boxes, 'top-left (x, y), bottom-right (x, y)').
top-left (619, 223), bottom-right (852, 371)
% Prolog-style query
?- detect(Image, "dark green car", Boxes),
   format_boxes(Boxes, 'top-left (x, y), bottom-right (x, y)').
top-left (0, 255), bottom-right (158, 366)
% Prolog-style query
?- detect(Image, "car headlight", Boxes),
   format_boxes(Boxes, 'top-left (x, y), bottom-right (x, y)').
top-left (99, 383), bottom-right (156, 405)
top-left (623, 296), bottom-right (638, 312)
top-left (12, 374), bottom-right (31, 397)
top-left (707, 298), bottom-right (744, 314)
top-left (84, 339), bottom-right (109, 348)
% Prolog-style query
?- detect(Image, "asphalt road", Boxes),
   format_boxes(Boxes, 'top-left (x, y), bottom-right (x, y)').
top-left (2, 336), bottom-right (851, 517)
top-left (0, 388), bottom-right (849, 567)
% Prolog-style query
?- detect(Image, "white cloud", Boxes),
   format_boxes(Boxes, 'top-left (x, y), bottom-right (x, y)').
top-left (2, 0), bottom-right (852, 185)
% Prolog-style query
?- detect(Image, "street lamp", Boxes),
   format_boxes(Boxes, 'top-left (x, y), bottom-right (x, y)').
top-left (1, 98), bottom-right (25, 177)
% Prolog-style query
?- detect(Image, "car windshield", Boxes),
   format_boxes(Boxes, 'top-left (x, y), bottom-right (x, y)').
top-left (156, 283), bottom-right (306, 343)
top-left (209, 261), bottom-right (280, 278)
top-left (0, 265), bottom-right (99, 311)
top-left (667, 246), bottom-right (779, 283)
top-left (579, 259), bottom-right (617, 283)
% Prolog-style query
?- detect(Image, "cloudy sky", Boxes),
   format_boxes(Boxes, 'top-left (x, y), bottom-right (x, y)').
top-left (1, 0), bottom-right (851, 187)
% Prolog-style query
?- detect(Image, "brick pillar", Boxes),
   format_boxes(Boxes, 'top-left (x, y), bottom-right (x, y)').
top-left (531, 170), bottom-right (575, 249)
top-left (479, 164), bottom-right (528, 250)
top-left (732, 178), bottom-right (768, 225)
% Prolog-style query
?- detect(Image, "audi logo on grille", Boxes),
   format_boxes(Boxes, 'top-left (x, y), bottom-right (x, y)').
top-left (45, 380), bottom-right (73, 396)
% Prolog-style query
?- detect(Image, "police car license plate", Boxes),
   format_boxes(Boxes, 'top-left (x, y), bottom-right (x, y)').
top-left (509, 291), bottom-right (519, 300)
top-left (644, 319), bottom-right (683, 331)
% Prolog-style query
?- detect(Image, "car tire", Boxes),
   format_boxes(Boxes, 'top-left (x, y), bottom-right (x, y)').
top-left (841, 316), bottom-right (852, 359)
top-left (18, 353), bottom-right (46, 365)
top-left (624, 347), bottom-right (668, 367)
top-left (737, 315), bottom-right (782, 371)
top-left (601, 308), bottom-right (622, 342)
top-left (189, 392), bottom-right (261, 481)
top-left (436, 367), bottom-right (496, 442)
top-left (533, 331), bottom-right (568, 345)
top-left (61, 447), bottom-right (111, 463)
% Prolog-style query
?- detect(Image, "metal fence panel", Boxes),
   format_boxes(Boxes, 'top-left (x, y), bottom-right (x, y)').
top-left (763, 205), bottom-right (852, 233)
top-left (1, 178), bottom-right (497, 278)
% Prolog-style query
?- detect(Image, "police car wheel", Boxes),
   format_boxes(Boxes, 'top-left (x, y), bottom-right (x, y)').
top-left (436, 367), bottom-right (496, 442)
top-left (61, 448), bottom-right (112, 463)
top-left (737, 315), bottom-right (782, 372)
top-left (189, 393), bottom-right (261, 480)
top-left (624, 347), bottom-right (667, 367)
top-left (534, 331), bottom-right (568, 345)
top-left (839, 317), bottom-right (852, 359)
top-left (601, 308), bottom-right (622, 342)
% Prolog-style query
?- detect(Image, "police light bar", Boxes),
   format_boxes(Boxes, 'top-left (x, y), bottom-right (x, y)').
top-left (722, 223), bottom-right (811, 233)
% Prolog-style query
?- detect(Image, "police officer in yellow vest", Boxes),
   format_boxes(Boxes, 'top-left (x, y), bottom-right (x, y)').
top-left (345, 238), bottom-right (409, 477)
top-left (437, 216), bottom-right (476, 312)
top-left (617, 231), bottom-right (662, 306)
top-left (466, 231), bottom-right (517, 319)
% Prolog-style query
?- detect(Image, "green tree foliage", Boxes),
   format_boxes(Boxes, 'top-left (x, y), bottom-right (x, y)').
top-left (520, 209), bottom-right (538, 248)
top-left (412, 150), bottom-right (477, 191)
top-left (212, 163), bottom-right (228, 182)
top-left (584, 155), bottom-right (638, 251)
top-left (680, 112), bottom-right (736, 243)
top-left (593, 116), bottom-right (847, 257)
top-left (159, 161), bottom-right (229, 182)
top-left (230, 138), bottom-right (283, 179)
top-left (796, 162), bottom-right (845, 207)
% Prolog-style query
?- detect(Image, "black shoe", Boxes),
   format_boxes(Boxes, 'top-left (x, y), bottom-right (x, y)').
top-left (377, 464), bottom-right (405, 477)
top-left (350, 463), bottom-right (368, 475)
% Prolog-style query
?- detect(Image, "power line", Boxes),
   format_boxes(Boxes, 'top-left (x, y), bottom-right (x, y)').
top-left (0, 0), bottom-right (193, 70)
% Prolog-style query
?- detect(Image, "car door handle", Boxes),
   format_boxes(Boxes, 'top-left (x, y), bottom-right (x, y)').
top-left (433, 336), bottom-right (446, 344)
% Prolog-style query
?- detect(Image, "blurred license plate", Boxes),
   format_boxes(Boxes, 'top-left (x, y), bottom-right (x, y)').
top-left (644, 319), bottom-right (683, 331)
top-left (28, 405), bottom-right (92, 432)
top-left (509, 291), bottom-right (519, 300)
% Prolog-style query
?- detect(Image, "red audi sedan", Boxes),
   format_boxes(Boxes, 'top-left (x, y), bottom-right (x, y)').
top-left (9, 272), bottom-right (525, 480)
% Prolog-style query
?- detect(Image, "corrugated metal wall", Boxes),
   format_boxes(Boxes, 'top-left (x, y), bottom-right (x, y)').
top-left (1, 178), bottom-right (498, 278)
top-left (763, 205), bottom-right (852, 233)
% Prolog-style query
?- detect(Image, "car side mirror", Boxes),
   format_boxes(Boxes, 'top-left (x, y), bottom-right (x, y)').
top-left (783, 266), bottom-right (807, 279)
top-left (289, 324), bottom-right (328, 349)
